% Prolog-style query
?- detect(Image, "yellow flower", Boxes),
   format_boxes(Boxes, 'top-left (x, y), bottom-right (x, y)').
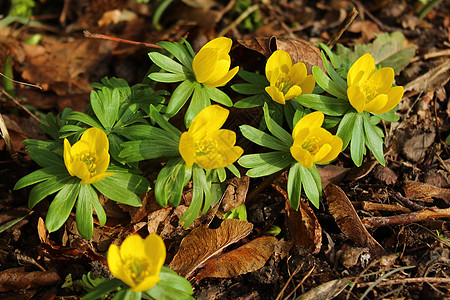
top-left (179, 105), bottom-right (244, 169)
top-left (347, 53), bottom-right (404, 114)
top-left (265, 50), bottom-right (315, 105)
top-left (192, 37), bottom-right (239, 88)
top-left (63, 127), bottom-right (114, 184)
top-left (107, 234), bottom-right (166, 292)
top-left (290, 111), bottom-right (343, 168)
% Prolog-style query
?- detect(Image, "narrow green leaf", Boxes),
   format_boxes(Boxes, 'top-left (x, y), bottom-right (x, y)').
top-left (216, 167), bottom-right (226, 182)
top-left (166, 80), bottom-right (195, 117)
top-left (321, 51), bottom-right (348, 94)
top-left (300, 165), bottom-right (320, 208)
top-left (157, 41), bottom-right (194, 69)
top-left (226, 163), bottom-right (241, 178)
top-left (93, 178), bottom-right (142, 207)
top-left (81, 279), bottom-right (123, 300)
top-left (363, 113), bottom-right (386, 166)
top-left (374, 105), bottom-right (400, 122)
top-left (90, 88), bottom-right (119, 130)
top-left (262, 103), bottom-right (293, 147)
top-left (180, 166), bottom-right (204, 227)
top-left (312, 66), bottom-right (347, 99)
top-left (64, 111), bottom-right (103, 129)
top-left (239, 151), bottom-right (293, 177)
top-left (155, 158), bottom-right (190, 207)
top-left (206, 86), bottom-right (232, 107)
top-left (149, 72), bottom-right (186, 83)
top-left (119, 140), bottom-right (180, 162)
top-left (233, 94), bottom-right (267, 108)
top-left (231, 83), bottom-right (266, 95)
top-left (28, 176), bottom-right (76, 209)
top-left (76, 184), bottom-right (94, 239)
top-left (106, 172), bottom-right (150, 195)
top-left (113, 124), bottom-right (166, 140)
top-left (115, 103), bottom-right (140, 127)
top-left (240, 125), bottom-right (289, 151)
top-left (287, 162), bottom-right (302, 210)
top-left (237, 69), bottom-right (269, 85)
top-left (296, 94), bottom-right (351, 116)
top-left (45, 182), bottom-right (81, 233)
top-left (0, 211), bottom-right (33, 234)
top-left (59, 125), bottom-right (84, 133)
top-left (149, 52), bottom-right (187, 74)
top-left (185, 84), bottom-right (210, 128)
top-left (28, 148), bottom-right (64, 168)
top-left (350, 113), bottom-right (365, 167)
top-left (336, 111), bottom-right (358, 150)
top-left (308, 165), bottom-right (323, 199)
top-left (14, 165), bottom-right (68, 190)
top-left (150, 105), bottom-right (182, 139)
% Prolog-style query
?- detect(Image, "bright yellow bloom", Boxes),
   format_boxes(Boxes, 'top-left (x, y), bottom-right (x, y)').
top-left (63, 127), bottom-right (114, 184)
top-left (265, 50), bottom-right (315, 105)
top-left (107, 234), bottom-right (166, 292)
top-left (347, 53), bottom-right (404, 114)
top-left (179, 105), bottom-right (243, 169)
top-left (192, 37), bottom-right (239, 88)
top-left (290, 111), bottom-right (343, 168)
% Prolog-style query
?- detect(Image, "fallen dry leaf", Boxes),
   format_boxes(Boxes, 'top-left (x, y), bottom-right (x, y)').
top-left (402, 131), bottom-right (436, 162)
top-left (325, 184), bottom-right (386, 257)
top-left (0, 268), bottom-right (60, 292)
top-left (404, 60), bottom-right (450, 92)
top-left (317, 164), bottom-right (349, 187)
top-left (403, 180), bottom-right (450, 204)
top-left (217, 176), bottom-right (250, 218)
top-left (295, 277), bottom-right (353, 300)
top-left (195, 236), bottom-right (278, 282)
top-left (169, 219), bottom-right (253, 278)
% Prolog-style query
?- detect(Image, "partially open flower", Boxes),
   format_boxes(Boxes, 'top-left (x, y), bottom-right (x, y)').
top-left (179, 105), bottom-right (243, 169)
top-left (63, 127), bottom-right (114, 184)
top-left (192, 37), bottom-right (239, 88)
top-left (265, 50), bottom-right (315, 105)
top-left (347, 53), bottom-right (404, 114)
top-left (290, 111), bottom-right (342, 168)
top-left (107, 234), bottom-right (166, 292)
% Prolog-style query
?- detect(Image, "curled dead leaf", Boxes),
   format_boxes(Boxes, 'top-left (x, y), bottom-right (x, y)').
top-left (195, 236), bottom-right (278, 282)
top-left (403, 180), bottom-right (450, 204)
top-left (169, 219), bottom-right (253, 278)
top-left (0, 268), bottom-right (60, 292)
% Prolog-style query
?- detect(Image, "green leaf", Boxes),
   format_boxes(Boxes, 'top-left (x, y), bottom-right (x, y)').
top-left (146, 267), bottom-right (194, 300)
top-left (321, 51), bottom-right (348, 93)
top-left (237, 69), bottom-right (269, 85)
top-left (216, 167), bottom-right (226, 182)
top-left (374, 105), bottom-right (400, 122)
top-left (108, 133), bottom-right (126, 164)
top-left (115, 103), bottom-right (140, 127)
top-left (231, 83), bottom-right (266, 95)
top-left (148, 52), bottom-right (187, 74)
top-left (296, 94), bottom-right (351, 116)
top-left (0, 211), bottom-right (33, 234)
top-left (166, 80), bottom-right (195, 117)
top-left (59, 124), bottom-right (84, 133)
top-left (262, 103), bottom-right (293, 147)
top-left (233, 94), bottom-right (267, 108)
top-left (28, 175), bottom-right (76, 209)
top-left (14, 165), bottom-right (69, 190)
top-left (91, 192), bottom-right (106, 227)
top-left (180, 166), bottom-right (205, 227)
top-left (239, 151), bottom-right (293, 177)
top-left (300, 165), bottom-right (320, 208)
top-left (113, 124), bottom-right (167, 140)
top-left (150, 105), bottom-right (182, 139)
top-left (64, 111), bottom-right (103, 129)
top-left (336, 111), bottom-right (358, 150)
top-left (149, 72), bottom-right (186, 83)
top-left (81, 278), bottom-right (123, 300)
top-left (157, 41), bottom-right (194, 70)
top-left (287, 162), bottom-right (302, 210)
top-left (226, 163), bottom-right (241, 178)
top-left (106, 171), bottom-right (151, 195)
top-left (76, 184), bottom-right (95, 239)
top-left (308, 165), bottom-right (323, 199)
top-left (312, 65), bottom-right (347, 99)
top-left (185, 84), bottom-right (210, 128)
top-left (90, 88), bottom-right (120, 130)
top-left (350, 113), bottom-right (365, 167)
top-left (206, 86), bottom-right (232, 107)
top-left (154, 158), bottom-right (190, 207)
top-left (93, 178), bottom-right (142, 207)
top-left (27, 148), bottom-right (64, 168)
top-left (363, 113), bottom-right (386, 166)
top-left (240, 125), bottom-right (289, 151)
top-left (119, 139), bottom-right (180, 162)
top-left (45, 182), bottom-right (81, 233)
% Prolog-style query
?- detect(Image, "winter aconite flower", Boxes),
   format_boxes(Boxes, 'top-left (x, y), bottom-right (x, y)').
top-left (347, 53), bottom-right (404, 114)
top-left (192, 37), bottom-right (239, 88)
top-left (63, 127), bottom-right (114, 184)
top-left (265, 50), bottom-right (315, 105)
top-left (107, 234), bottom-right (166, 292)
top-left (290, 111), bottom-right (342, 168)
top-left (179, 105), bottom-right (243, 169)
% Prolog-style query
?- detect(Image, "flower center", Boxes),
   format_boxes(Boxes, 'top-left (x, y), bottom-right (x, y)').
top-left (302, 137), bottom-right (320, 156)
top-left (75, 152), bottom-right (97, 176)
top-left (126, 258), bottom-right (151, 284)
top-left (361, 82), bottom-right (379, 103)
top-left (275, 74), bottom-right (293, 94)
top-left (195, 138), bottom-right (217, 157)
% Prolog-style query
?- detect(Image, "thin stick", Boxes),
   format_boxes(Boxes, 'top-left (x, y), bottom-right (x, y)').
top-left (0, 112), bottom-right (20, 164)
top-left (218, 4), bottom-right (259, 37)
top-left (357, 277), bottom-right (450, 288)
top-left (83, 31), bottom-right (163, 49)
top-left (326, 7), bottom-right (358, 49)
top-left (275, 263), bottom-right (303, 300)
top-left (0, 72), bottom-right (42, 90)
top-left (284, 265), bottom-right (315, 300)
top-left (1, 89), bottom-right (42, 124)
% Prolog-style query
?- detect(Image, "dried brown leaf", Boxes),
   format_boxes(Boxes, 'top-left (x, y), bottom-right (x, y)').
top-left (195, 236), bottom-right (278, 282)
top-left (217, 176), bottom-right (250, 218)
top-left (295, 277), bottom-right (353, 300)
top-left (325, 184), bottom-right (386, 257)
top-left (0, 268), bottom-right (60, 292)
top-left (403, 180), bottom-right (450, 204)
top-left (169, 219), bottom-right (253, 278)
top-left (403, 131), bottom-right (436, 162)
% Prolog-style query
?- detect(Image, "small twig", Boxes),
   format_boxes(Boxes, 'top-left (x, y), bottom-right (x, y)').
top-left (218, 4), bottom-right (259, 37)
top-left (327, 7), bottom-right (359, 49)
top-left (0, 112), bottom-right (20, 164)
top-left (0, 72), bottom-right (43, 90)
top-left (284, 265), bottom-right (315, 300)
top-left (362, 201), bottom-right (411, 213)
top-left (275, 263), bottom-right (303, 300)
top-left (83, 31), bottom-right (163, 49)
top-left (1, 88), bottom-right (43, 124)
top-left (357, 277), bottom-right (450, 288)
top-left (392, 192), bottom-right (425, 211)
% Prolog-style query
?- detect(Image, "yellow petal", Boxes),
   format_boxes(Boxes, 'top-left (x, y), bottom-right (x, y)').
top-left (299, 75), bottom-right (315, 94)
top-left (201, 56), bottom-right (231, 86)
top-left (195, 146), bottom-right (243, 169)
top-left (82, 172), bottom-right (114, 184)
top-left (108, 244), bottom-right (135, 288)
top-left (120, 235), bottom-right (146, 260)
top-left (292, 111), bottom-right (324, 138)
top-left (291, 127), bottom-right (309, 144)
top-left (70, 140), bottom-right (91, 157)
top-left (63, 138), bottom-right (74, 176)
top-left (288, 62), bottom-right (307, 85)
top-left (80, 127), bottom-right (109, 154)
top-left (95, 149), bottom-right (110, 175)
top-left (290, 146), bottom-right (313, 168)
top-left (313, 143), bottom-right (332, 162)
top-left (188, 105), bottom-right (229, 138)
top-left (347, 85), bottom-right (365, 113)
top-left (179, 132), bottom-right (195, 167)
top-left (347, 53), bottom-right (375, 87)
top-left (381, 85), bottom-right (404, 114)
top-left (70, 160), bottom-right (91, 182)
top-left (131, 275), bottom-right (161, 292)
top-left (201, 37), bottom-right (232, 53)
top-left (193, 48), bottom-right (219, 84)
top-left (266, 50), bottom-right (292, 83)
top-left (204, 66), bottom-right (239, 88)
top-left (364, 94), bottom-right (388, 114)
top-left (143, 234), bottom-right (166, 272)
top-left (317, 135), bottom-right (343, 163)
top-left (284, 85), bottom-right (302, 100)
top-left (265, 86), bottom-right (286, 104)
top-left (368, 67), bottom-right (394, 94)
